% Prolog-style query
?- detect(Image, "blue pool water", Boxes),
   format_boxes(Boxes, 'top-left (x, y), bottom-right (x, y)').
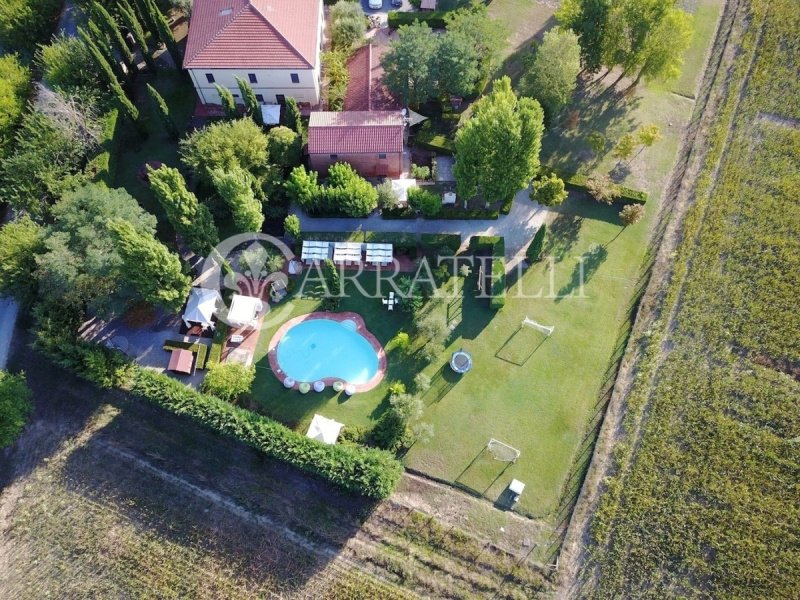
top-left (276, 318), bottom-right (379, 384)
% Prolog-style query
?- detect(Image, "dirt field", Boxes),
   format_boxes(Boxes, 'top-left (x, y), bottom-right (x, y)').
top-left (0, 332), bottom-right (553, 599)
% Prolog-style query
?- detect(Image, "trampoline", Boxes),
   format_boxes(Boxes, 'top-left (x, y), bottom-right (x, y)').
top-left (450, 349), bottom-right (473, 374)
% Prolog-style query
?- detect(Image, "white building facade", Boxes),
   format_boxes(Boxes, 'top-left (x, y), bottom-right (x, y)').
top-left (184, 0), bottom-right (323, 106)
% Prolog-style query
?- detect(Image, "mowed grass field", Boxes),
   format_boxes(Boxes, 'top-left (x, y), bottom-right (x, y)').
top-left (586, 0), bottom-right (800, 596)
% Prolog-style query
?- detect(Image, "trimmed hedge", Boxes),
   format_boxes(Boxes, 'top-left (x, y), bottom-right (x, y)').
top-left (130, 368), bottom-right (403, 499)
top-left (163, 340), bottom-right (209, 370)
top-left (413, 130), bottom-right (455, 155)
top-left (469, 236), bottom-right (505, 310)
top-left (387, 11), bottom-right (448, 29)
top-left (420, 233), bottom-right (461, 254)
top-left (207, 322), bottom-right (228, 366)
top-left (86, 109), bottom-right (121, 185)
top-left (539, 166), bottom-right (648, 205)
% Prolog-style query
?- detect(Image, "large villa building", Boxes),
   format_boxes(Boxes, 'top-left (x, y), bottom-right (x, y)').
top-left (183, 0), bottom-right (324, 106)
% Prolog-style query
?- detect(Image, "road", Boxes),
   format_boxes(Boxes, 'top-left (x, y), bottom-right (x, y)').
top-left (0, 297), bottom-right (19, 371)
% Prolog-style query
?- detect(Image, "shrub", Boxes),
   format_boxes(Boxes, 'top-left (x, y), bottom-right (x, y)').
top-left (36, 33), bottom-right (101, 97)
top-left (0, 370), bottom-right (32, 448)
top-left (283, 214), bottom-right (301, 240)
top-left (586, 174), bottom-right (621, 204)
top-left (587, 132), bottom-right (606, 155)
top-left (267, 125), bottom-right (302, 172)
top-left (323, 50), bottom-right (350, 111)
top-left (330, 0), bottom-right (366, 52)
top-left (410, 163), bottom-right (431, 180)
top-left (619, 203), bottom-right (646, 226)
top-left (201, 362), bottom-right (256, 403)
top-left (387, 331), bottom-right (410, 353)
top-left (387, 381), bottom-right (406, 396)
top-left (490, 258), bottom-right (506, 309)
top-left (376, 179), bottom-right (399, 209)
top-left (539, 166), bottom-right (648, 204)
top-left (531, 173), bottom-right (568, 207)
top-left (288, 164), bottom-right (377, 217)
top-left (0, 0), bottom-right (64, 58)
top-left (413, 372), bottom-right (431, 394)
top-left (0, 54), bottom-right (30, 154)
top-left (387, 11), bottom-right (448, 30)
top-left (527, 223), bottom-right (547, 262)
top-left (129, 368), bottom-right (403, 498)
top-left (408, 186), bottom-right (442, 217)
top-left (207, 322), bottom-right (229, 366)
top-left (420, 233), bottom-right (461, 255)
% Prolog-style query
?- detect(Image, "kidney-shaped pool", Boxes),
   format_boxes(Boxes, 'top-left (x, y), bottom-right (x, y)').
top-left (268, 313), bottom-right (385, 391)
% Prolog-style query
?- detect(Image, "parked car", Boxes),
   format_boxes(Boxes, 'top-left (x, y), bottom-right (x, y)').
top-left (368, 0), bottom-right (382, 9)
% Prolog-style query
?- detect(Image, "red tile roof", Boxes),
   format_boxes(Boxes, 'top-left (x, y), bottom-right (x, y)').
top-left (184, 0), bottom-right (321, 69)
top-left (308, 111), bottom-right (404, 155)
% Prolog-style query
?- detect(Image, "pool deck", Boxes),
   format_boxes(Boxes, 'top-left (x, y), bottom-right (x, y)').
top-left (266, 311), bottom-right (387, 393)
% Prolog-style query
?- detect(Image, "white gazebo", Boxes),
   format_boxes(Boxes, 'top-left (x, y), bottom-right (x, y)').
top-left (306, 414), bottom-right (344, 445)
top-left (182, 287), bottom-right (222, 329)
top-left (391, 178), bottom-right (417, 205)
top-left (227, 294), bottom-right (263, 327)
top-left (261, 104), bottom-right (281, 126)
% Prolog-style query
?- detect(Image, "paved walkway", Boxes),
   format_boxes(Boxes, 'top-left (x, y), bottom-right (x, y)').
top-left (0, 297), bottom-right (19, 371)
top-left (294, 188), bottom-right (550, 269)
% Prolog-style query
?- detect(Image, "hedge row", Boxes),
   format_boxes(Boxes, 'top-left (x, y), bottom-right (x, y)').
top-left (381, 204), bottom-right (500, 220)
top-left (412, 130), bottom-right (455, 155)
top-left (539, 166), bottom-right (648, 205)
top-left (469, 236), bottom-right (506, 309)
top-left (207, 322), bottom-right (228, 366)
top-left (86, 109), bottom-right (121, 185)
top-left (420, 233), bottom-right (461, 254)
top-left (130, 368), bottom-right (403, 499)
top-left (387, 11), bottom-right (448, 30)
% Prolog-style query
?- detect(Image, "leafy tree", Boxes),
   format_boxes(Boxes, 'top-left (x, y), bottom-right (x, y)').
top-left (408, 187), bottom-right (442, 217)
top-left (266, 125), bottom-right (302, 172)
top-left (612, 133), bottom-right (636, 162)
top-left (180, 118), bottom-right (269, 185)
top-left (556, 0), bottom-right (611, 73)
top-left (283, 214), bottom-right (301, 240)
top-left (0, 54), bottom-right (30, 155)
top-left (91, 0), bottom-right (135, 73)
top-left (322, 50), bottom-right (350, 111)
top-left (285, 165), bottom-right (320, 208)
top-left (454, 77), bottom-right (545, 203)
top-left (147, 165), bottom-right (219, 255)
top-left (619, 203), bottom-right (645, 225)
top-left (527, 223), bottom-right (547, 262)
top-left (215, 84), bottom-right (238, 119)
top-left (236, 76), bottom-right (263, 126)
top-left (637, 123), bottom-right (662, 147)
top-left (326, 162), bottom-right (378, 217)
top-left (0, 111), bottom-right (93, 218)
top-left (107, 218), bottom-right (191, 312)
top-left (376, 180), bottom-right (399, 209)
top-left (0, 217), bottom-right (43, 304)
top-left (587, 131), bottom-right (607, 155)
top-left (0, 370), bottom-right (32, 449)
top-left (521, 28), bottom-right (581, 120)
top-left (281, 96), bottom-right (304, 136)
top-left (0, 0), bottom-right (63, 59)
top-left (146, 84), bottom-right (179, 140)
top-left (36, 184), bottom-right (159, 315)
top-left (445, 5), bottom-right (507, 81)
top-left (330, 0), bottom-right (366, 52)
top-left (201, 362), bottom-right (256, 402)
top-left (586, 174), bottom-right (621, 203)
top-left (210, 167), bottom-right (264, 233)
top-left (435, 29), bottom-right (481, 98)
top-left (36, 34), bottom-right (101, 97)
top-left (413, 372), bottom-right (431, 393)
top-left (371, 393), bottom-right (424, 451)
top-left (531, 174), bottom-right (568, 206)
top-left (382, 22), bottom-right (439, 106)
top-left (118, 0), bottom-right (158, 73)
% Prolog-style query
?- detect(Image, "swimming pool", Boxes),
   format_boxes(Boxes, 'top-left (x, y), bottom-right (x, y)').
top-left (274, 316), bottom-right (381, 386)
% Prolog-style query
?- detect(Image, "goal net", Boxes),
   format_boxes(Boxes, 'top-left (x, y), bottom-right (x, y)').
top-left (486, 438), bottom-right (521, 463)
top-left (522, 316), bottom-right (554, 336)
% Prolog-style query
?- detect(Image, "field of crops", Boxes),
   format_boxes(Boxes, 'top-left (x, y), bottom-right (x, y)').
top-left (586, 0), bottom-right (800, 597)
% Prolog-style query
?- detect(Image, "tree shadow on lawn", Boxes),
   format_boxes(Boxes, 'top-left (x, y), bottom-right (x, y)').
top-left (544, 212), bottom-right (584, 263)
top-left (555, 243), bottom-right (609, 302)
top-left (448, 273), bottom-right (496, 341)
top-left (494, 16), bottom-right (558, 89)
top-left (418, 363), bottom-right (462, 406)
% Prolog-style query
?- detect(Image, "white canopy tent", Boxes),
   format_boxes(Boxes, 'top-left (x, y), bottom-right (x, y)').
top-left (301, 240), bottom-right (332, 263)
top-left (261, 104), bottom-right (281, 126)
top-left (333, 242), bottom-right (362, 264)
top-left (182, 287), bottom-right (222, 328)
top-left (391, 178), bottom-right (417, 205)
top-left (365, 243), bottom-right (393, 265)
top-left (227, 294), bottom-right (263, 327)
top-left (306, 414), bottom-right (344, 445)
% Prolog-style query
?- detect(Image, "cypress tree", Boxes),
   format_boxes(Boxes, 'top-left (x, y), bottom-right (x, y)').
top-left (147, 165), bottom-right (219, 256)
top-left (91, 1), bottom-right (135, 74)
top-left (107, 219), bottom-right (191, 313)
top-left (215, 84), bottom-right (238, 119)
top-left (118, 0), bottom-right (158, 73)
top-left (210, 167), bottom-right (264, 233)
top-left (131, 0), bottom-right (159, 34)
top-left (146, 84), bottom-right (179, 140)
top-left (144, 0), bottom-right (181, 67)
top-left (282, 96), bottom-right (304, 136)
top-left (87, 19), bottom-right (131, 86)
top-left (236, 77), bottom-right (263, 126)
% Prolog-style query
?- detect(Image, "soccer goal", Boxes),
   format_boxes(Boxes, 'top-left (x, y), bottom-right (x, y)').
top-left (487, 438), bottom-right (521, 463)
top-left (522, 316), bottom-right (554, 336)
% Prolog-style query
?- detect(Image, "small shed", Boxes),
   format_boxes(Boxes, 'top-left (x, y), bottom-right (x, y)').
top-left (183, 287), bottom-right (222, 329)
top-left (306, 414), bottom-right (344, 445)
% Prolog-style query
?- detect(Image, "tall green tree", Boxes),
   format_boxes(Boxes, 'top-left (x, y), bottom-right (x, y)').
top-left (0, 216), bottom-right (43, 304)
top-left (107, 219), bottom-right (191, 312)
top-left (87, 19), bottom-right (131, 86)
top-left (91, 0), bottom-right (136, 73)
top-left (266, 125), bottom-right (302, 172)
top-left (435, 29), bottom-right (481, 98)
top-left (445, 5), bottom-right (507, 81)
top-left (118, 0), bottom-right (158, 73)
top-left (144, 0), bottom-right (181, 67)
top-left (236, 77), bottom-right (263, 126)
top-left (281, 96), bottom-right (304, 136)
top-left (521, 28), bottom-right (581, 120)
top-left (210, 167), bottom-right (264, 233)
top-left (0, 54), bottom-right (30, 156)
top-left (382, 22), bottom-right (439, 106)
top-left (215, 84), bottom-right (238, 119)
top-left (147, 165), bottom-right (219, 256)
top-left (146, 83), bottom-right (179, 140)
top-left (329, 0), bottom-right (366, 52)
top-left (556, 0), bottom-right (611, 73)
top-left (454, 77), bottom-right (545, 203)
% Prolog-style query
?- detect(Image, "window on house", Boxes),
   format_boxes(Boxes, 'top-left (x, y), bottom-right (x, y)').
top-left (330, 154), bottom-right (338, 160)
top-left (205, 73), bottom-right (215, 83)
top-left (378, 153), bottom-right (387, 159)
top-left (290, 73), bottom-right (300, 84)
top-left (248, 73), bottom-right (257, 84)
top-left (256, 94), bottom-right (264, 102)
